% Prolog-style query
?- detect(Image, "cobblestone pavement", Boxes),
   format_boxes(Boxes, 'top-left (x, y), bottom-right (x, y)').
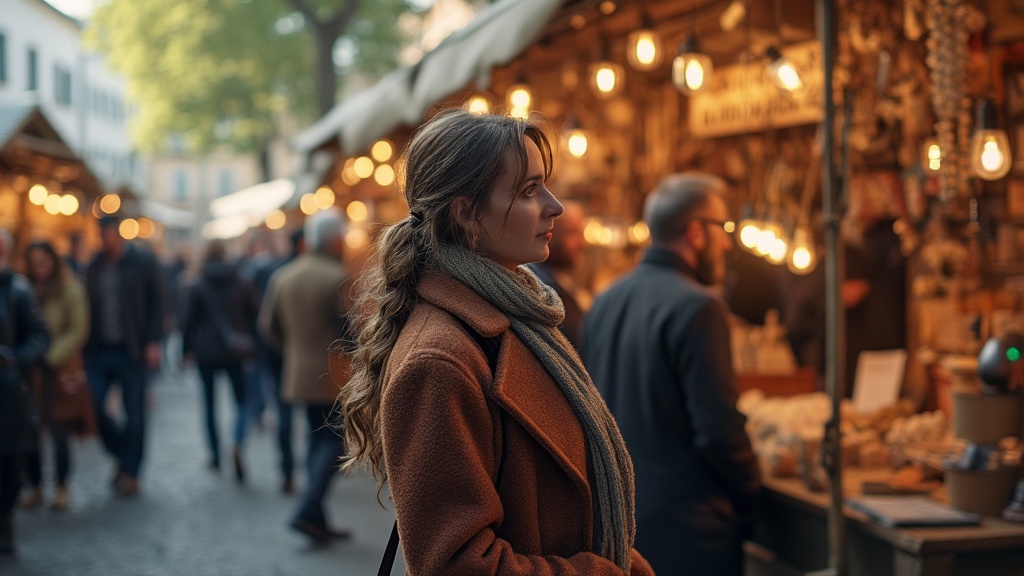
top-left (0, 366), bottom-right (406, 576)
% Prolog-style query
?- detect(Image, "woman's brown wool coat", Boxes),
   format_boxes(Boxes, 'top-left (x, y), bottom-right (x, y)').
top-left (380, 273), bottom-right (654, 576)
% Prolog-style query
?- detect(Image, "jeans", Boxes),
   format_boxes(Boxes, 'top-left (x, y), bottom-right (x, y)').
top-left (84, 345), bottom-right (148, 478)
top-left (292, 404), bottom-right (344, 528)
top-left (24, 425), bottom-right (70, 487)
top-left (196, 362), bottom-right (248, 465)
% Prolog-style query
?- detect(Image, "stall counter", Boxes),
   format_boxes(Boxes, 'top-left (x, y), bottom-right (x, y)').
top-left (749, 468), bottom-right (1024, 576)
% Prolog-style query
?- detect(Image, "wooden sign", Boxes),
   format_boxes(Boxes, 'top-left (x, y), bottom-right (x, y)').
top-left (689, 41), bottom-right (824, 138)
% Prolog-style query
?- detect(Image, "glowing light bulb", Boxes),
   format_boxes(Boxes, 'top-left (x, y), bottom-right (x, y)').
top-left (627, 29), bottom-right (662, 71)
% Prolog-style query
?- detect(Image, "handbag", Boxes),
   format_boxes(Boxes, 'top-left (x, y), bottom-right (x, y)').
top-left (196, 280), bottom-right (254, 362)
top-left (51, 354), bottom-right (97, 435)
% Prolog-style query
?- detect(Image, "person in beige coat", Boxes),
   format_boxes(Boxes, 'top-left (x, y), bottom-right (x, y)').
top-left (22, 240), bottom-right (90, 511)
top-left (338, 109), bottom-right (654, 575)
top-left (258, 208), bottom-right (351, 544)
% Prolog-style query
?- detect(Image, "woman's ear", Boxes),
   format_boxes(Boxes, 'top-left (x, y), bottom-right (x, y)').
top-left (450, 197), bottom-right (475, 228)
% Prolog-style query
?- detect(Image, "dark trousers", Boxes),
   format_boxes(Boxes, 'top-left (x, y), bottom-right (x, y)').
top-left (24, 425), bottom-right (70, 487)
top-left (84, 345), bottom-right (148, 478)
top-left (257, 355), bottom-right (293, 481)
top-left (196, 362), bottom-right (248, 465)
top-left (292, 404), bottom-right (344, 528)
top-left (0, 455), bottom-right (20, 520)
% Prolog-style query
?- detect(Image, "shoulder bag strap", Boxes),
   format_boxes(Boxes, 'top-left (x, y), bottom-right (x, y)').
top-left (376, 319), bottom-right (502, 575)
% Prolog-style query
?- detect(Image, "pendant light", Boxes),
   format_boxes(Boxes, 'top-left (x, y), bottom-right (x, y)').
top-left (626, 13), bottom-right (662, 71)
top-left (506, 81), bottom-right (533, 120)
top-left (787, 225), bottom-right (817, 274)
top-left (589, 40), bottom-right (625, 99)
top-left (970, 98), bottom-right (1012, 180)
top-left (673, 37), bottom-right (713, 95)
top-left (561, 115), bottom-right (589, 158)
top-left (765, 46), bottom-right (805, 94)
top-left (672, 7), bottom-right (712, 96)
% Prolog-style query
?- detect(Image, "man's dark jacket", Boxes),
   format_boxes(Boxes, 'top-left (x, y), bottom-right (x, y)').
top-left (581, 247), bottom-right (760, 576)
top-left (0, 271), bottom-right (50, 455)
top-left (84, 245), bottom-right (163, 363)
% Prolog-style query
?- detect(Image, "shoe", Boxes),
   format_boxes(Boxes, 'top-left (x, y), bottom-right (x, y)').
top-left (289, 520), bottom-right (352, 545)
top-left (51, 486), bottom-right (69, 511)
top-left (0, 516), bottom-right (14, 555)
top-left (115, 475), bottom-right (140, 497)
top-left (232, 448), bottom-right (245, 483)
top-left (281, 477), bottom-right (295, 495)
top-left (19, 488), bottom-right (43, 510)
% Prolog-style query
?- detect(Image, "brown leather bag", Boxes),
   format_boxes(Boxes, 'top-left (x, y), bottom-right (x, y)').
top-left (51, 354), bottom-right (97, 435)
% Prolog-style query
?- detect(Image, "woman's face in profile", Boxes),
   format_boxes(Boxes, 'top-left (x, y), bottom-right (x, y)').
top-left (474, 138), bottom-right (563, 271)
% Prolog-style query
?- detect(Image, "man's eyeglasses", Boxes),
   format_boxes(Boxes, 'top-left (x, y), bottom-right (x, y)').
top-left (692, 217), bottom-right (735, 234)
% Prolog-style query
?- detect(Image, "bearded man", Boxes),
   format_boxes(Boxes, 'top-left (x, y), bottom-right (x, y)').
top-left (581, 173), bottom-right (761, 576)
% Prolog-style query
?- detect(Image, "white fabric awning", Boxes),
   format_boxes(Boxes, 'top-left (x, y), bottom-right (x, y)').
top-left (138, 199), bottom-right (196, 229)
top-left (203, 178), bottom-right (294, 239)
top-left (293, 0), bottom-right (562, 157)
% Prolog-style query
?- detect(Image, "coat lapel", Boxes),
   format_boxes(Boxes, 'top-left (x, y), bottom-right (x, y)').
top-left (418, 273), bottom-right (590, 492)
top-left (489, 336), bottom-right (590, 491)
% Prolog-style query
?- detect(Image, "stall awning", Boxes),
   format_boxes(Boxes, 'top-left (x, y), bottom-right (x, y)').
top-left (293, 0), bottom-right (562, 157)
top-left (0, 98), bottom-right (104, 198)
top-left (138, 199), bottom-right (196, 229)
top-left (203, 177), bottom-right (294, 239)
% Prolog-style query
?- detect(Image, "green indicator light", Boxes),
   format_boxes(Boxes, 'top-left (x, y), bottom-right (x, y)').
top-left (1008, 347), bottom-right (1022, 362)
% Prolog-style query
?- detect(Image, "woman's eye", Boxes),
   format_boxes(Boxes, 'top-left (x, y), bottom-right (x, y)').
top-left (522, 184), bottom-right (537, 197)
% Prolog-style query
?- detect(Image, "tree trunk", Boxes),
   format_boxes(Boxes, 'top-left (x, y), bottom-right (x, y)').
top-left (286, 0), bottom-right (361, 117)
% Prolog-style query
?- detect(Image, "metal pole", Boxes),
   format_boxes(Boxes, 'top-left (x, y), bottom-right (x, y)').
top-left (818, 0), bottom-right (847, 575)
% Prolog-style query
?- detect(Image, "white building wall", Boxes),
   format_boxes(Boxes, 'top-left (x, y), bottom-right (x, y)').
top-left (0, 0), bottom-right (140, 192)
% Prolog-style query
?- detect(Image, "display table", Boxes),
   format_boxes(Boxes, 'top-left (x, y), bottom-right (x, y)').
top-left (749, 468), bottom-right (1024, 576)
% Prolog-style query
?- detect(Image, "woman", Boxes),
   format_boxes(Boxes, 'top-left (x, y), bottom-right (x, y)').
top-left (181, 239), bottom-right (259, 481)
top-left (339, 109), bottom-right (654, 575)
top-left (21, 240), bottom-right (89, 511)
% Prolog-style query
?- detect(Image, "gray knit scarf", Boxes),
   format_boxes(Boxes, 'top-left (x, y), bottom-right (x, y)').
top-left (436, 243), bottom-right (635, 571)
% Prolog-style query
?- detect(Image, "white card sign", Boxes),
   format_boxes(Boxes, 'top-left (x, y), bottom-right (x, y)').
top-left (852, 349), bottom-right (907, 414)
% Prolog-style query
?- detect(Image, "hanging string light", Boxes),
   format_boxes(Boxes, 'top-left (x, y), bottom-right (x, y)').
top-left (920, 137), bottom-right (943, 175)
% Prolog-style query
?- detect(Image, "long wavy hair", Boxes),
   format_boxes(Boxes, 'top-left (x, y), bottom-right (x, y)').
top-left (338, 108), bottom-right (553, 487)
top-left (24, 240), bottom-right (68, 304)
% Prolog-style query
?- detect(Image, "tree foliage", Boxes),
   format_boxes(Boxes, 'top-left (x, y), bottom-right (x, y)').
top-left (88, 0), bottom-right (416, 155)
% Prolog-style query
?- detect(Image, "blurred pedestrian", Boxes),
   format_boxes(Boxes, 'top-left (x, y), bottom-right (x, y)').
top-left (0, 229), bottom-right (51, 554)
top-left (526, 198), bottom-right (590, 349)
top-left (181, 239), bottom-right (259, 481)
top-left (83, 215), bottom-right (164, 497)
top-left (259, 209), bottom-right (352, 543)
top-left (338, 109), bottom-right (653, 575)
top-left (582, 173), bottom-right (760, 576)
top-left (246, 228), bottom-right (304, 493)
top-left (20, 241), bottom-right (90, 511)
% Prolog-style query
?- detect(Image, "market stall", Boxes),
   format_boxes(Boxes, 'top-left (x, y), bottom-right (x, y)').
top-left (292, 0), bottom-right (1024, 573)
top-left (0, 99), bottom-right (104, 255)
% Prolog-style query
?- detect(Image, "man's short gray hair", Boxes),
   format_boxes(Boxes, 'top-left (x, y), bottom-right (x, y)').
top-left (304, 207), bottom-right (347, 253)
top-left (643, 172), bottom-right (727, 244)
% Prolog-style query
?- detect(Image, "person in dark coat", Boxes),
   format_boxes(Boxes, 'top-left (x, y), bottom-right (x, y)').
top-left (0, 228), bottom-right (51, 554)
top-left (581, 173), bottom-right (761, 576)
top-left (84, 216), bottom-right (164, 496)
top-left (181, 239), bottom-right (260, 481)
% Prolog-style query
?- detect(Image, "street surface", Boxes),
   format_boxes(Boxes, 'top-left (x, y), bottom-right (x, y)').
top-left (0, 366), bottom-right (406, 576)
